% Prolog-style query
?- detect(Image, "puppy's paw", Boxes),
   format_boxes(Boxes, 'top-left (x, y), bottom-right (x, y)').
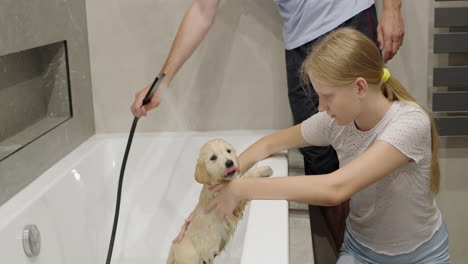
top-left (242, 166), bottom-right (273, 178)
top-left (253, 166), bottom-right (273, 178)
top-left (257, 166), bottom-right (273, 177)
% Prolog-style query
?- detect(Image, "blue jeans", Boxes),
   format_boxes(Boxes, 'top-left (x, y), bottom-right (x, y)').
top-left (337, 220), bottom-right (450, 264)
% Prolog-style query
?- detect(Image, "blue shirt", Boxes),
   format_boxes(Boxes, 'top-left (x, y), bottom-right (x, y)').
top-left (273, 0), bottom-right (374, 50)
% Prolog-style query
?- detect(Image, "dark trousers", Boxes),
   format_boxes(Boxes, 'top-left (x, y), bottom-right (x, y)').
top-left (285, 5), bottom-right (378, 251)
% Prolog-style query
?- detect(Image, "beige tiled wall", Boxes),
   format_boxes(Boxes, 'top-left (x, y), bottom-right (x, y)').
top-left (376, 1), bottom-right (468, 262)
top-left (86, 0), bottom-right (292, 133)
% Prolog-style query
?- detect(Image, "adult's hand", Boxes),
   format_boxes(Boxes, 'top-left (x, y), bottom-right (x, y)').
top-left (130, 82), bottom-right (164, 118)
top-left (377, 2), bottom-right (404, 63)
top-left (205, 182), bottom-right (241, 222)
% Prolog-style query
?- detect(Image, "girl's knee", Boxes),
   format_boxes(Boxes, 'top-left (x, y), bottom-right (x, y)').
top-left (337, 252), bottom-right (364, 264)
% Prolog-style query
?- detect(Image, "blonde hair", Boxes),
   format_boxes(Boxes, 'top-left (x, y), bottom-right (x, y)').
top-left (301, 28), bottom-right (440, 194)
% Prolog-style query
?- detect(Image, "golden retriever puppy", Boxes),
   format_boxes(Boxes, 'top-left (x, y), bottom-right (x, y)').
top-left (166, 139), bottom-right (272, 264)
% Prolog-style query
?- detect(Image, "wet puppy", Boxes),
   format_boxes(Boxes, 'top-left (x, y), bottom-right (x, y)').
top-left (166, 139), bottom-right (272, 264)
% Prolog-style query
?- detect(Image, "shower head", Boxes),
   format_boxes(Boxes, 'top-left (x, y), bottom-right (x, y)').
top-left (142, 73), bottom-right (166, 105)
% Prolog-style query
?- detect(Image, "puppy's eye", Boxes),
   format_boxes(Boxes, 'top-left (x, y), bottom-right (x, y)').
top-left (210, 155), bottom-right (217, 161)
top-left (227, 149), bottom-right (231, 154)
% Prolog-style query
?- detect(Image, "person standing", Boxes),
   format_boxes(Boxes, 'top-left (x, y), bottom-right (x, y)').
top-left (130, 0), bottom-right (405, 249)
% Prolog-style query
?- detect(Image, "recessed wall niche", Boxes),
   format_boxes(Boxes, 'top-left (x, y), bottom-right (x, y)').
top-left (0, 41), bottom-right (72, 161)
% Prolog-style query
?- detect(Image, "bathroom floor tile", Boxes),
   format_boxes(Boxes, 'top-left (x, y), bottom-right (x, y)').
top-left (289, 209), bottom-right (314, 264)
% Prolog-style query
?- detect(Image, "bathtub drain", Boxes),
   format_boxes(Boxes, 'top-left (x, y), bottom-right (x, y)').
top-left (23, 224), bottom-right (41, 257)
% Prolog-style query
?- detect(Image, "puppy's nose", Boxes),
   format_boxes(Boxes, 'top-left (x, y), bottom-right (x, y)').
top-left (225, 159), bottom-right (234, 168)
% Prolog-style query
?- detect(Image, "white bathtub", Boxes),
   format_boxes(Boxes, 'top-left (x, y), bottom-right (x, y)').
top-left (0, 131), bottom-right (289, 264)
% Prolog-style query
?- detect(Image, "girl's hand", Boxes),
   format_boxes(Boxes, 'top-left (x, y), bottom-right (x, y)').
top-left (172, 211), bottom-right (194, 244)
top-left (205, 180), bottom-right (241, 222)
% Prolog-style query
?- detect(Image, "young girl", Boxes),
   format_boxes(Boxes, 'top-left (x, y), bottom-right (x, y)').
top-left (205, 28), bottom-right (450, 263)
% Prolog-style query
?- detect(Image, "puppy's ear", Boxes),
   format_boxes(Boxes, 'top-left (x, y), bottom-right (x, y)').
top-left (195, 160), bottom-right (211, 184)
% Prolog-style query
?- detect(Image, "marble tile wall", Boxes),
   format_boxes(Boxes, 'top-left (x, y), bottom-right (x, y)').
top-left (0, 42), bottom-right (71, 159)
top-left (0, 0), bottom-right (94, 205)
top-left (0, 48), bottom-right (45, 141)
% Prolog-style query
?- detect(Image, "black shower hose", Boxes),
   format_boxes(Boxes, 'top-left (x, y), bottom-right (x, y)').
top-left (105, 73), bottom-right (165, 264)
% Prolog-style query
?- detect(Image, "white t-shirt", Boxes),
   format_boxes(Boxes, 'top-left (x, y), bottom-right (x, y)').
top-left (273, 0), bottom-right (374, 50)
top-left (301, 101), bottom-right (442, 255)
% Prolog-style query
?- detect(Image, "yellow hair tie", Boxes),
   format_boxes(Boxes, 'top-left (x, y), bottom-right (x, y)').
top-left (381, 68), bottom-right (391, 83)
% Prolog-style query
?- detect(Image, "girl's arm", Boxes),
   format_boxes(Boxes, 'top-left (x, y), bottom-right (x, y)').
top-left (207, 140), bottom-right (411, 220)
top-left (243, 140), bottom-right (410, 204)
top-left (238, 124), bottom-right (311, 174)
